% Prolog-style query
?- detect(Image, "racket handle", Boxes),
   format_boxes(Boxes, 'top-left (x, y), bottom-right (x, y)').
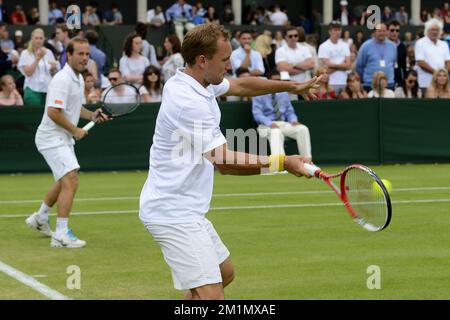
top-left (82, 121), bottom-right (96, 132)
top-left (303, 163), bottom-right (321, 177)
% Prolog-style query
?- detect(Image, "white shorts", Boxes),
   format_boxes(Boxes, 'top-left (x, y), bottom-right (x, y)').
top-left (144, 218), bottom-right (230, 290)
top-left (39, 145), bottom-right (80, 181)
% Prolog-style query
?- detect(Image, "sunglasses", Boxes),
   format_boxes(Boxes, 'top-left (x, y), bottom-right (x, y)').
top-left (287, 34), bottom-right (298, 39)
top-left (389, 29), bottom-right (400, 32)
top-left (407, 79), bottom-right (417, 83)
top-left (108, 77), bottom-right (118, 81)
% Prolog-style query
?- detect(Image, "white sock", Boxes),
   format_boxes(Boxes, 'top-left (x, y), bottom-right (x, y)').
top-left (55, 218), bottom-right (69, 237)
top-left (37, 202), bottom-right (51, 221)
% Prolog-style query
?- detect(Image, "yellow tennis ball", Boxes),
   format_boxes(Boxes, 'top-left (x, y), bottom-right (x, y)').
top-left (373, 179), bottom-right (392, 196)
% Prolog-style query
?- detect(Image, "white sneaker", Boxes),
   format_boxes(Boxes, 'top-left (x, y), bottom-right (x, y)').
top-left (51, 229), bottom-right (86, 248)
top-left (25, 212), bottom-right (53, 237)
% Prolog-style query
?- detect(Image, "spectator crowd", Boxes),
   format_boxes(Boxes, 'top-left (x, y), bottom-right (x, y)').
top-left (0, 0), bottom-right (450, 107)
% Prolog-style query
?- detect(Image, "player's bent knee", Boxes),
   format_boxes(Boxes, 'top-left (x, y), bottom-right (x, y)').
top-left (61, 171), bottom-right (79, 191)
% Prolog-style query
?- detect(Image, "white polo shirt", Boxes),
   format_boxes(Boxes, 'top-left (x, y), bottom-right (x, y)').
top-left (275, 43), bottom-right (312, 82)
top-left (18, 48), bottom-right (60, 93)
top-left (139, 68), bottom-right (229, 224)
top-left (318, 39), bottom-right (351, 86)
top-left (415, 36), bottom-right (450, 88)
top-left (270, 11), bottom-right (288, 26)
top-left (35, 64), bottom-right (85, 151)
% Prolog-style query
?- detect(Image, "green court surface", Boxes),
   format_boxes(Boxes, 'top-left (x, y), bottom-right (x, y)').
top-left (0, 163), bottom-right (449, 299)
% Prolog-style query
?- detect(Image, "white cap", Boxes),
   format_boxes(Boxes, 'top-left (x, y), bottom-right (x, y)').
top-left (280, 71), bottom-right (291, 81)
top-left (340, 0), bottom-right (348, 6)
top-left (15, 30), bottom-right (23, 37)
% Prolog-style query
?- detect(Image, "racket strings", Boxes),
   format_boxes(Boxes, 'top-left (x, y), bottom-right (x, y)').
top-left (344, 168), bottom-right (388, 230)
top-left (103, 84), bottom-right (140, 117)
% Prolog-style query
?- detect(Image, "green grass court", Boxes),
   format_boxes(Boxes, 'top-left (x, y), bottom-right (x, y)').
top-left (1, 163), bottom-right (449, 299)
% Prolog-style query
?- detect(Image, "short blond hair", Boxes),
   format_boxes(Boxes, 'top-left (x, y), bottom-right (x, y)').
top-left (181, 24), bottom-right (231, 66)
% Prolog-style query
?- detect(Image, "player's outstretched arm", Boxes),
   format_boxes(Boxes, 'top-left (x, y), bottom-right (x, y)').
top-left (225, 75), bottom-right (322, 99)
top-left (204, 143), bottom-right (313, 177)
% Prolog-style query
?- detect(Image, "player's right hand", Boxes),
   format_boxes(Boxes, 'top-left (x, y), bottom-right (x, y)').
top-left (284, 155), bottom-right (313, 178)
top-left (73, 127), bottom-right (88, 140)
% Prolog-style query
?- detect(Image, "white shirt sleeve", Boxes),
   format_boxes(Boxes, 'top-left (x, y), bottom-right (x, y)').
top-left (17, 50), bottom-right (33, 75)
top-left (317, 43), bottom-right (329, 60)
top-left (119, 56), bottom-right (130, 77)
top-left (46, 76), bottom-right (69, 109)
top-left (230, 49), bottom-right (242, 71)
top-left (415, 40), bottom-right (425, 61)
top-left (275, 47), bottom-right (286, 64)
top-left (252, 51), bottom-right (265, 74)
top-left (209, 78), bottom-right (230, 97)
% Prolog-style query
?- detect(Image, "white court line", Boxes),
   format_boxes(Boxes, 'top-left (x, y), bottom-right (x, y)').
top-left (0, 260), bottom-right (70, 300)
top-left (1, 198), bottom-right (450, 219)
top-left (1, 186), bottom-right (450, 205)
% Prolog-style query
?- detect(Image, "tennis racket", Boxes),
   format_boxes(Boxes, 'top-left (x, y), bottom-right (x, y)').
top-left (82, 82), bottom-right (141, 131)
top-left (303, 163), bottom-right (392, 232)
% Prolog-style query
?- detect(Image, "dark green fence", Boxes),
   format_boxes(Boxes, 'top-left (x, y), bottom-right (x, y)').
top-left (1, 99), bottom-right (450, 173)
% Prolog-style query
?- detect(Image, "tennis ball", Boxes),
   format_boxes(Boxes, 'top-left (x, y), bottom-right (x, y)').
top-left (372, 179), bottom-right (392, 196)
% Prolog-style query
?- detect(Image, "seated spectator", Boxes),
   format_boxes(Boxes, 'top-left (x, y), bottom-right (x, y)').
top-left (255, 33), bottom-right (275, 74)
top-left (382, 6), bottom-right (395, 23)
top-left (395, 70), bottom-right (422, 98)
top-left (349, 44), bottom-right (358, 73)
top-left (102, 3), bottom-right (123, 25)
top-left (10, 5), bottom-right (28, 25)
top-left (339, 72), bottom-right (368, 99)
top-left (252, 70), bottom-right (312, 159)
top-left (204, 5), bottom-right (220, 25)
top-left (272, 30), bottom-right (286, 49)
top-left (353, 30), bottom-right (365, 50)
top-left (191, 5), bottom-right (205, 25)
top-left (48, 1), bottom-right (64, 25)
top-left (406, 45), bottom-right (416, 71)
top-left (103, 68), bottom-right (138, 103)
top-left (18, 28), bottom-right (60, 106)
top-left (165, 0), bottom-right (195, 42)
top-left (28, 7), bottom-right (40, 25)
top-left (395, 5), bottom-right (409, 26)
top-left (119, 33), bottom-right (150, 86)
top-left (13, 30), bottom-right (26, 55)
top-left (368, 71), bottom-right (396, 98)
top-left (222, 4), bottom-right (235, 25)
top-left (341, 30), bottom-right (353, 48)
top-left (0, 1), bottom-right (8, 24)
top-left (161, 35), bottom-right (184, 82)
top-left (270, 4), bottom-right (288, 26)
top-left (146, 5), bottom-right (165, 27)
top-left (0, 74), bottom-right (23, 106)
top-left (135, 22), bottom-right (160, 70)
top-left (425, 68), bottom-right (450, 98)
top-left (0, 24), bottom-right (14, 52)
top-left (231, 30), bottom-right (265, 77)
top-left (403, 31), bottom-right (414, 47)
top-left (83, 72), bottom-right (101, 104)
top-left (140, 65), bottom-right (162, 103)
top-left (83, 5), bottom-right (100, 26)
top-left (313, 66), bottom-right (336, 100)
top-left (0, 44), bottom-right (18, 78)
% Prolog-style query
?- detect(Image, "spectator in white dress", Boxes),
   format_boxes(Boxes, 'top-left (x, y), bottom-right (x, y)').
top-left (119, 33), bottom-right (150, 86)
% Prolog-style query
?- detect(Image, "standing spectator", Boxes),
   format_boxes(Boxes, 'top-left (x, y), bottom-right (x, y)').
top-left (270, 4), bottom-right (288, 26)
top-left (367, 71), bottom-right (396, 98)
top-left (83, 5), bottom-right (100, 26)
top-left (83, 72), bottom-right (101, 104)
top-left (147, 5), bottom-right (165, 28)
top-left (13, 30), bottom-right (26, 54)
top-left (425, 68), bottom-right (450, 98)
top-left (395, 6), bottom-right (409, 26)
top-left (382, 6), bottom-right (395, 23)
top-left (441, 2), bottom-right (450, 24)
top-left (298, 14), bottom-right (313, 34)
top-left (48, 1), bottom-right (64, 25)
top-left (230, 30), bottom-right (265, 77)
top-left (349, 44), bottom-right (358, 73)
top-left (161, 35), bottom-right (184, 82)
top-left (395, 70), bottom-right (422, 98)
top-left (102, 3), bottom-right (123, 25)
top-left (0, 0), bottom-right (8, 24)
top-left (222, 4), bottom-right (235, 25)
top-left (119, 33), bottom-right (150, 86)
top-left (55, 24), bottom-right (71, 68)
top-left (252, 70), bottom-right (312, 159)
top-left (313, 66), bottom-right (336, 100)
top-left (334, 0), bottom-right (355, 26)
top-left (415, 18), bottom-right (450, 92)
top-left (387, 20), bottom-right (407, 87)
top-left (420, 9), bottom-right (430, 25)
top-left (339, 72), bottom-right (368, 99)
top-left (135, 22), bottom-right (160, 70)
top-left (165, 0), bottom-right (195, 42)
top-left (10, 5), bottom-right (28, 25)
top-left (28, 7), bottom-right (41, 25)
top-left (406, 45), bottom-right (417, 71)
top-left (318, 21), bottom-right (351, 95)
top-left (18, 28), bottom-right (60, 106)
top-left (204, 5), bottom-right (220, 25)
top-left (341, 30), bottom-right (353, 48)
top-left (140, 65), bottom-right (162, 103)
top-left (356, 23), bottom-right (397, 91)
top-left (0, 74), bottom-right (23, 106)
top-left (404, 31), bottom-right (414, 47)
top-left (275, 27), bottom-right (314, 87)
top-left (354, 30), bottom-right (365, 50)
top-left (85, 29), bottom-right (107, 87)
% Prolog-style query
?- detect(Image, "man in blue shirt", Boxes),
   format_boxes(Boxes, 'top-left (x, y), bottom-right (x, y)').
top-left (252, 70), bottom-right (312, 158)
top-left (356, 23), bottom-right (397, 91)
top-left (85, 29), bottom-right (107, 87)
top-left (166, 0), bottom-right (195, 42)
top-left (230, 30), bottom-right (265, 77)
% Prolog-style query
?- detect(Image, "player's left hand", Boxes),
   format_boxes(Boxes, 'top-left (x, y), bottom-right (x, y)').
top-left (289, 75), bottom-right (323, 98)
top-left (92, 108), bottom-right (111, 124)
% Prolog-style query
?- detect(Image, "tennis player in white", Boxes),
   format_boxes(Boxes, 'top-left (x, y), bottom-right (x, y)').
top-left (139, 24), bottom-right (321, 299)
top-left (26, 37), bottom-right (108, 248)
